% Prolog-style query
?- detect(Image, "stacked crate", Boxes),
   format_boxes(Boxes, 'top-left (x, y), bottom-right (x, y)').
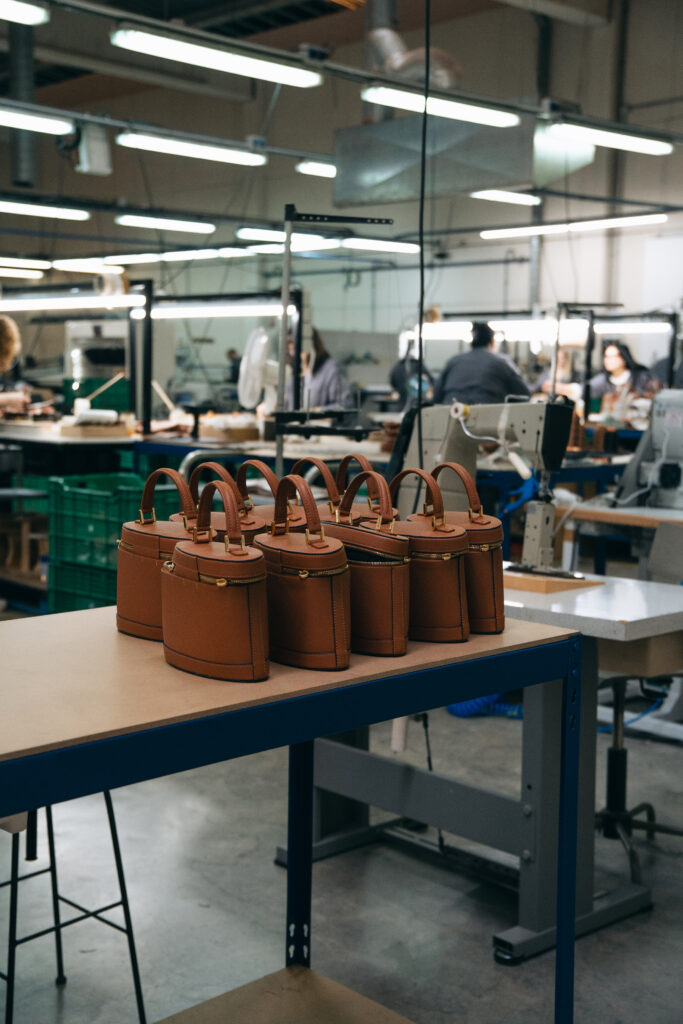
top-left (48, 474), bottom-right (179, 612)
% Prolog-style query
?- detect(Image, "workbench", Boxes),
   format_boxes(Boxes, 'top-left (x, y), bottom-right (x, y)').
top-left (0, 609), bottom-right (581, 1024)
top-left (0, 426), bottom-right (134, 475)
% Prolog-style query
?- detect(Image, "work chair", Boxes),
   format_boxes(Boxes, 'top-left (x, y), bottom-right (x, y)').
top-left (0, 794), bottom-right (146, 1024)
top-left (595, 521), bottom-right (683, 883)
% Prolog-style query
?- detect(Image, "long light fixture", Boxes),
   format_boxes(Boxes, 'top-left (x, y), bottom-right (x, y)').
top-left (114, 214), bottom-right (216, 234)
top-left (52, 258), bottom-right (125, 275)
top-left (248, 239), bottom-right (341, 255)
top-left (0, 1), bottom-right (49, 26)
top-left (0, 106), bottom-right (73, 136)
top-left (237, 228), bottom-right (341, 251)
top-left (419, 321), bottom-right (473, 341)
top-left (0, 256), bottom-right (51, 269)
top-left (0, 267), bottom-right (44, 280)
top-left (116, 131), bottom-right (267, 167)
top-left (470, 189), bottom-right (541, 206)
top-left (488, 318), bottom-right (590, 344)
top-left (131, 301), bottom-right (297, 321)
top-left (361, 85), bottom-right (519, 128)
top-left (548, 122), bottom-right (673, 156)
top-left (110, 26), bottom-right (322, 89)
top-left (340, 237), bottom-right (420, 254)
top-left (593, 320), bottom-right (672, 335)
top-left (295, 160), bottom-right (337, 178)
top-left (480, 212), bottom-right (668, 240)
top-left (102, 247), bottom-right (248, 266)
top-left (0, 294), bottom-right (145, 313)
top-left (0, 199), bottom-right (90, 222)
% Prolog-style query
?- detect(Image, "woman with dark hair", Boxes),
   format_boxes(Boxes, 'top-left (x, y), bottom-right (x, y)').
top-left (589, 341), bottom-right (654, 401)
top-left (294, 328), bottom-right (352, 411)
top-left (0, 315), bottom-right (30, 417)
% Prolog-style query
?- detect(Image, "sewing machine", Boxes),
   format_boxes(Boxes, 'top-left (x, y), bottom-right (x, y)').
top-left (613, 390), bottom-right (683, 510)
top-left (397, 396), bottom-right (575, 572)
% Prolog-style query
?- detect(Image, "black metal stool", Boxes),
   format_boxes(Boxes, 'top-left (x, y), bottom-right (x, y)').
top-left (1, 792), bottom-right (146, 1024)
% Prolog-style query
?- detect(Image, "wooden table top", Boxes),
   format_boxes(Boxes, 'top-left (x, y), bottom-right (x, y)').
top-left (0, 608), bottom-right (574, 764)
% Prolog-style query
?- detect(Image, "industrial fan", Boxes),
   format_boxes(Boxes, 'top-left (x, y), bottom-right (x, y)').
top-left (237, 327), bottom-right (282, 413)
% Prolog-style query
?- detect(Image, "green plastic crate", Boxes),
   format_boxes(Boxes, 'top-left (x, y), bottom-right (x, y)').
top-left (11, 474), bottom-right (49, 514)
top-left (48, 561), bottom-right (116, 613)
top-left (62, 377), bottom-right (131, 413)
top-left (49, 473), bottom-right (182, 569)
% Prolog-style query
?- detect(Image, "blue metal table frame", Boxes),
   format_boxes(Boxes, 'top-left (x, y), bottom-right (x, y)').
top-left (0, 634), bottom-right (582, 1024)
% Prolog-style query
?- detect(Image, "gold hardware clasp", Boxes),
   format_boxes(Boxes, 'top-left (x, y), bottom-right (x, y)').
top-left (305, 524), bottom-right (326, 545)
top-left (138, 508), bottom-right (156, 525)
top-left (298, 569), bottom-right (310, 579)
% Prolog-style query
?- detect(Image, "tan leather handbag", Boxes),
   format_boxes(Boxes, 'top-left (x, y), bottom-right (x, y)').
top-left (324, 470), bottom-right (410, 656)
top-left (169, 461), bottom-right (267, 544)
top-left (410, 462), bottom-right (504, 634)
top-left (235, 459), bottom-right (307, 533)
top-left (116, 468), bottom-right (197, 641)
top-left (255, 474), bottom-right (350, 670)
top-left (380, 468), bottom-right (469, 643)
top-left (291, 453), bottom-right (397, 526)
top-left (161, 480), bottom-right (269, 682)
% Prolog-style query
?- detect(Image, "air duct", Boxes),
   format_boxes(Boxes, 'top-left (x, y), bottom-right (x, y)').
top-left (9, 22), bottom-right (35, 187)
top-left (367, 26), bottom-right (461, 90)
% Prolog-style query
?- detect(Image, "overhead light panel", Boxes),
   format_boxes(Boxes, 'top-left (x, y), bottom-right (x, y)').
top-left (480, 212), bottom-right (667, 240)
top-left (470, 189), bottom-right (541, 206)
top-left (132, 301), bottom-right (298, 321)
top-left (594, 320), bottom-right (672, 335)
top-left (103, 253), bottom-right (162, 266)
top-left (237, 228), bottom-right (340, 251)
top-left (0, 267), bottom-right (43, 280)
top-left (419, 321), bottom-right (473, 341)
top-left (488, 318), bottom-right (590, 344)
top-left (0, 293), bottom-right (145, 313)
top-left (115, 214), bottom-right (216, 234)
top-left (0, 256), bottom-right (51, 269)
top-left (0, 199), bottom-right (90, 222)
top-left (110, 26), bottom-right (322, 89)
top-left (116, 131), bottom-right (267, 167)
top-left (52, 258), bottom-right (125, 275)
top-left (361, 85), bottom-right (519, 128)
top-left (0, 106), bottom-right (73, 136)
top-left (340, 237), bottom-right (420, 254)
top-left (237, 228), bottom-right (288, 243)
top-left (547, 122), bottom-right (673, 156)
top-left (295, 160), bottom-right (337, 178)
top-left (0, 1), bottom-right (49, 26)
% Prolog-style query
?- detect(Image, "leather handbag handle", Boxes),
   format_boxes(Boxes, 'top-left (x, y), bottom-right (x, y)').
top-left (290, 457), bottom-right (341, 507)
top-left (389, 467), bottom-right (445, 523)
top-left (431, 462), bottom-right (482, 517)
top-left (195, 480), bottom-right (245, 552)
top-left (337, 471), bottom-right (394, 525)
top-left (139, 467), bottom-right (195, 524)
top-left (335, 454), bottom-right (377, 495)
top-left (235, 459), bottom-right (280, 508)
top-left (272, 474), bottom-right (325, 543)
top-left (187, 462), bottom-right (244, 518)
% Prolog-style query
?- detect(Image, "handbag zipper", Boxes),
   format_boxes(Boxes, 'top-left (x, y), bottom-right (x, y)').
top-left (277, 563), bottom-right (349, 580)
top-left (119, 539), bottom-right (176, 559)
top-left (410, 549), bottom-right (466, 561)
top-left (163, 562), bottom-right (266, 587)
top-left (468, 541), bottom-right (503, 553)
top-left (347, 557), bottom-right (410, 567)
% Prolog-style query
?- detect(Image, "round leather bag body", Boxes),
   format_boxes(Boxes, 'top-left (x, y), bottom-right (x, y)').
top-left (161, 481), bottom-right (269, 681)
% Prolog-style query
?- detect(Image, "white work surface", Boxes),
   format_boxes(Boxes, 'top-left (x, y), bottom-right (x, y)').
top-left (504, 574), bottom-right (683, 642)
top-left (0, 425), bottom-right (134, 445)
top-left (561, 495), bottom-right (683, 529)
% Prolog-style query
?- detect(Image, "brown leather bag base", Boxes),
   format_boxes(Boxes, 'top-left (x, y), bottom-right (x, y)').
top-left (407, 555), bottom-right (469, 643)
top-left (117, 530), bottom-right (189, 641)
top-left (161, 569), bottom-right (269, 682)
top-left (465, 547), bottom-right (505, 634)
top-left (347, 556), bottom-right (409, 655)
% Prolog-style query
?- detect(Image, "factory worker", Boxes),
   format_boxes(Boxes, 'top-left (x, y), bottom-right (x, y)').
top-left (434, 321), bottom-right (530, 405)
top-left (0, 316), bottom-right (30, 417)
top-left (536, 347), bottom-right (580, 394)
top-left (588, 342), bottom-right (654, 401)
top-left (289, 328), bottom-right (352, 411)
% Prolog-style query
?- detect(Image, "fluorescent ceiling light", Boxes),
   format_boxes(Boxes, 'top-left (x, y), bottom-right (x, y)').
top-left (0, 293), bottom-right (145, 313)
top-left (102, 247), bottom-right (248, 266)
top-left (115, 214), bottom-right (216, 234)
top-left (0, 267), bottom-right (43, 280)
top-left (237, 228), bottom-right (287, 242)
top-left (0, 199), bottom-right (90, 222)
top-left (481, 212), bottom-right (668, 240)
top-left (0, 1), bottom-right (49, 26)
top-left (594, 320), bottom-right (671, 335)
top-left (0, 256), bottom-right (51, 269)
top-left (238, 228), bottom-right (340, 251)
top-left (52, 258), bottom-right (125, 275)
top-left (295, 160), bottom-right (337, 178)
top-left (548, 122), bottom-right (673, 156)
top-left (340, 237), bottom-right (420, 254)
top-left (103, 253), bottom-right (161, 266)
top-left (110, 27), bottom-right (322, 89)
top-left (0, 107), bottom-right (73, 136)
top-left (419, 321), bottom-right (473, 341)
top-left (161, 248), bottom-right (223, 262)
top-left (132, 301), bottom-right (298, 321)
top-left (488, 318), bottom-right (590, 344)
top-left (248, 238), bottom-right (340, 255)
top-left (470, 189), bottom-right (541, 206)
top-left (116, 131), bottom-right (267, 167)
top-left (361, 85), bottom-right (519, 128)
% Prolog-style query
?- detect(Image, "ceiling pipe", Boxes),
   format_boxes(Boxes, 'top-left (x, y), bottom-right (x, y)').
top-left (9, 23), bottom-right (36, 188)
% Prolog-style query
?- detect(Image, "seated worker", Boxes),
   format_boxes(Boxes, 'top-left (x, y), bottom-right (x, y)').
top-left (225, 347), bottom-right (242, 384)
top-left (389, 354), bottom-right (434, 407)
top-left (650, 353), bottom-right (683, 389)
top-left (434, 321), bottom-right (530, 405)
top-left (588, 342), bottom-right (654, 402)
top-left (536, 347), bottom-right (580, 394)
top-left (0, 315), bottom-right (30, 417)
top-left (287, 328), bottom-right (352, 411)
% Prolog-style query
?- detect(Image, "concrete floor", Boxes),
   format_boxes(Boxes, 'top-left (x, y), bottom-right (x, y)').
top-left (1, 704), bottom-right (682, 1024)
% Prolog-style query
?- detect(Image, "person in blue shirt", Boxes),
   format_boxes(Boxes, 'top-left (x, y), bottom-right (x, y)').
top-left (434, 322), bottom-right (530, 405)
